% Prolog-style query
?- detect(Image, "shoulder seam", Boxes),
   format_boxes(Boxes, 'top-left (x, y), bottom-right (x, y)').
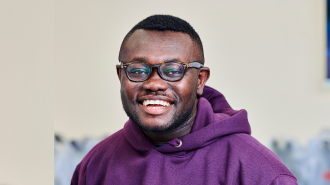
top-left (269, 174), bottom-right (297, 185)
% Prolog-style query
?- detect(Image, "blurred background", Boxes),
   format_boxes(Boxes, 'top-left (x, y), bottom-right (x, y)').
top-left (1, 0), bottom-right (330, 184)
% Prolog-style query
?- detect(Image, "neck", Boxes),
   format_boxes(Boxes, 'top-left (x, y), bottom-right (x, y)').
top-left (142, 107), bottom-right (197, 144)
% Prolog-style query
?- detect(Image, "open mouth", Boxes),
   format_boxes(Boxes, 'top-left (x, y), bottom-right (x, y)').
top-left (142, 100), bottom-right (171, 107)
top-left (139, 99), bottom-right (172, 115)
top-left (137, 96), bottom-right (174, 115)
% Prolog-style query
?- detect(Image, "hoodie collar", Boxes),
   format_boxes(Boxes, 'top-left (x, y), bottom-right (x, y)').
top-left (123, 85), bottom-right (251, 153)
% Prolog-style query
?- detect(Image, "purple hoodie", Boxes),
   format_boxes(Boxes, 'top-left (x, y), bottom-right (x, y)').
top-left (71, 86), bottom-right (298, 185)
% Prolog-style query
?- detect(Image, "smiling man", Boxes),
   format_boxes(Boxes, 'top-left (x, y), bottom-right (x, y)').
top-left (71, 15), bottom-right (298, 185)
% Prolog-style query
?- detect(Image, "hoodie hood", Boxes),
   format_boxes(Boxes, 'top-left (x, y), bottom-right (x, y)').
top-left (123, 85), bottom-right (251, 153)
top-left (73, 85), bottom-right (297, 185)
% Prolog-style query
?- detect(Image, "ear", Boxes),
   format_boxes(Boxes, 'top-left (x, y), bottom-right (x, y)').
top-left (197, 67), bottom-right (210, 96)
top-left (116, 65), bottom-right (122, 81)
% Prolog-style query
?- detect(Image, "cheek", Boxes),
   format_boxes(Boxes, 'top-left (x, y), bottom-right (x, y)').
top-left (120, 79), bottom-right (133, 99)
top-left (174, 74), bottom-right (199, 101)
top-left (121, 79), bottom-right (141, 101)
top-left (184, 72), bottom-right (199, 90)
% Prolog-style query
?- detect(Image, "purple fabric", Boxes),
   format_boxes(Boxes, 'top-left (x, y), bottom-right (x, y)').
top-left (71, 85), bottom-right (298, 185)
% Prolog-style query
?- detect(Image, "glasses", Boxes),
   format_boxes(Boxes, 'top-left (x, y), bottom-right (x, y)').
top-left (118, 61), bottom-right (204, 82)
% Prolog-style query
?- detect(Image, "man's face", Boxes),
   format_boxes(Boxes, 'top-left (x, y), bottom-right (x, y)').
top-left (118, 30), bottom-right (205, 132)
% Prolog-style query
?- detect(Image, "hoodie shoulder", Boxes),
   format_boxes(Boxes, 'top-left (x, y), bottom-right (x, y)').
top-left (83, 129), bottom-right (125, 160)
top-left (71, 129), bottom-right (126, 184)
top-left (230, 133), bottom-right (297, 182)
top-left (77, 129), bottom-right (125, 171)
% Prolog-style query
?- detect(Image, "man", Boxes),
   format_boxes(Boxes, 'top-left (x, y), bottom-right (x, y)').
top-left (71, 15), bottom-right (298, 184)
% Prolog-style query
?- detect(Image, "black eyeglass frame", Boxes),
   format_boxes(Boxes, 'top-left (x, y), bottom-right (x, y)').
top-left (117, 61), bottom-right (204, 82)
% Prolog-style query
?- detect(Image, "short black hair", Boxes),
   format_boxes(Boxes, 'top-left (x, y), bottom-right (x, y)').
top-left (119, 15), bottom-right (204, 63)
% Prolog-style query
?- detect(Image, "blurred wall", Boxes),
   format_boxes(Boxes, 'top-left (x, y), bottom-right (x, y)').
top-left (1, 1), bottom-right (330, 184)
top-left (55, 0), bottom-right (330, 145)
top-left (0, 0), bottom-right (54, 184)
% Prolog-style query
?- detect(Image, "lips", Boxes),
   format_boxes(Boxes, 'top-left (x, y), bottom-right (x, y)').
top-left (138, 95), bottom-right (174, 115)
top-left (142, 100), bottom-right (170, 107)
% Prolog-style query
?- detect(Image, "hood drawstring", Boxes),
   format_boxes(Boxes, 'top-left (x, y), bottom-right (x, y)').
top-left (169, 138), bottom-right (182, 148)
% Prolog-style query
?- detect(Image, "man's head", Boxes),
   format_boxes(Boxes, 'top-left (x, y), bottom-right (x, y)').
top-left (119, 15), bottom-right (204, 64)
top-left (117, 15), bottom-right (210, 133)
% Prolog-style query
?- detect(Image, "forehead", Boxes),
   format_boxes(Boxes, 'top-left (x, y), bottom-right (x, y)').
top-left (120, 30), bottom-right (200, 64)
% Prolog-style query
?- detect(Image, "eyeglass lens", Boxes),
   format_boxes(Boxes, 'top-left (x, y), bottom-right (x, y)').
top-left (126, 62), bottom-right (185, 82)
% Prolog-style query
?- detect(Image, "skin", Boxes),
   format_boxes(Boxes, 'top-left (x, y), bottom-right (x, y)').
top-left (117, 30), bottom-right (210, 144)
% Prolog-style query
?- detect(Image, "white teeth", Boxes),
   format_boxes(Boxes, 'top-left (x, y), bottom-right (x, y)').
top-left (142, 100), bottom-right (170, 107)
top-left (162, 100), bottom-right (170, 106)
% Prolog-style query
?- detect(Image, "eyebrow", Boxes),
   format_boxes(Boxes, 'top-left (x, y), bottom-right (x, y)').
top-left (128, 57), bottom-right (183, 63)
top-left (129, 57), bottom-right (147, 63)
top-left (163, 58), bottom-right (181, 63)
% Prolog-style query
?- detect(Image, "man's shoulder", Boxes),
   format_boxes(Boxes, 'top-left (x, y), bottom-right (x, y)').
top-left (224, 133), bottom-right (296, 179)
top-left (230, 133), bottom-right (280, 161)
top-left (81, 129), bottom-right (126, 162)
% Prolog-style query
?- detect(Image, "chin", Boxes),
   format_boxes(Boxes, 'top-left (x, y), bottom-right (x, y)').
top-left (135, 121), bottom-right (175, 133)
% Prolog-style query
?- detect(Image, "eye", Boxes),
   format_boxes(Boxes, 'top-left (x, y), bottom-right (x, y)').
top-left (168, 71), bottom-right (180, 74)
top-left (130, 68), bottom-right (149, 74)
top-left (162, 66), bottom-right (183, 76)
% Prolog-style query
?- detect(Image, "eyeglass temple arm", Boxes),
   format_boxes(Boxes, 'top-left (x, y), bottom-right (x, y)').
top-left (187, 62), bottom-right (204, 68)
top-left (119, 62), bottom-right (126, 68)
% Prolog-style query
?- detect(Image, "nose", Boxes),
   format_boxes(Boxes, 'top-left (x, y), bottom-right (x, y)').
top-left (142, 68), bottom-right (168, 92)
